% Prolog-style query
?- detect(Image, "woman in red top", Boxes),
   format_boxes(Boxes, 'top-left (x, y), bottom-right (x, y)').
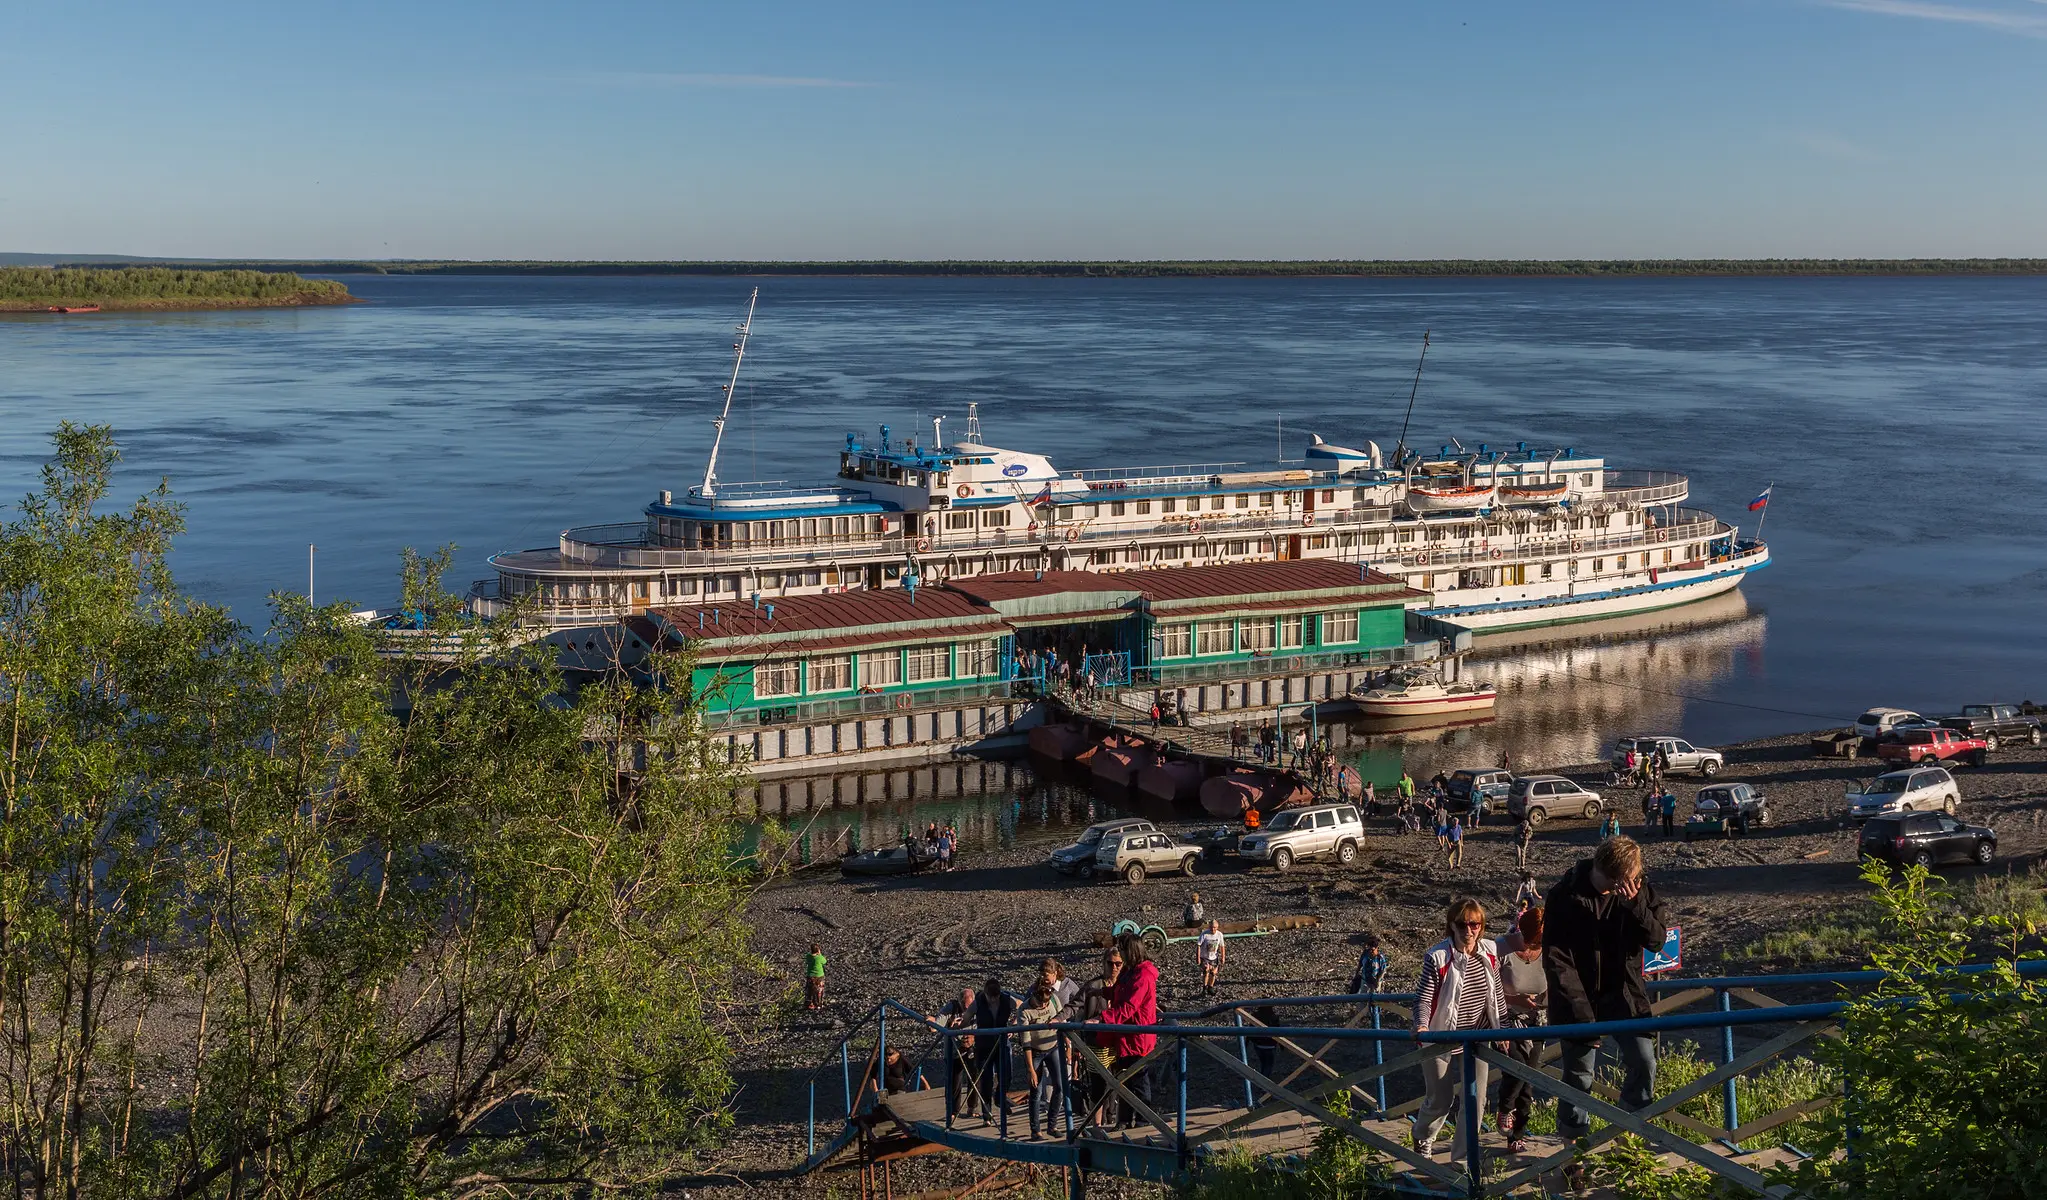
top-left (1098, 931), bottom-right (1159, 1129)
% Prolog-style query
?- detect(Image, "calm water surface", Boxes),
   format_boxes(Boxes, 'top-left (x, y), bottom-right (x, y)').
top-left (5, 274), bottom-right (2045, 763)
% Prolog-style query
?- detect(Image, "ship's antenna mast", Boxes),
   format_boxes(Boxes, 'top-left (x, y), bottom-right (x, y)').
top-left (700, 287), bottom-right (760, 498)
top-left (965, 402), bottom-right (982, 442)
top-left (1393, 329), bottom-right (1431, 468)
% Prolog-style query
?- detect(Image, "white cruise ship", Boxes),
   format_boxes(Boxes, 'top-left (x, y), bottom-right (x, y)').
top-left (473, 300), bottom-right (1770, 635)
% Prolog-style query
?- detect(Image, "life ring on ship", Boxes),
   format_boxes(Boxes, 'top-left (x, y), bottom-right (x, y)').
top-left (1300, 515), bottom-right (1314, 526)
top-left (1488, 549), bottom-right (1503, 561)
top-left (956, 484), bottom-right (972, 498)
top-left (1188, 520), bottom-right (1202, 533)
top-left (915, 537), bottom-right (931, 552)
top-left (1656, 529), bottom-right (1669, 543)
top-left (1065, 528), bottom-right (1080, 542)
top-left (1570, 538), bottom-right (1583, 552)
top-left (1414, 553), bottom-right (1429, 566)
top-left (896, 695), bottom-right (912, 710)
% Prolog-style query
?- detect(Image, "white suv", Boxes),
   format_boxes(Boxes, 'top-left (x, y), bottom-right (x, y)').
top-left (1852, 708), bottom-right (1933, 745)
top-left (1614, 735), bottom-right (1725, 778)
top-left (1846, 768), bottom-right (1959, 823)
top-left (1237, 804), bottom-right (1365, 871)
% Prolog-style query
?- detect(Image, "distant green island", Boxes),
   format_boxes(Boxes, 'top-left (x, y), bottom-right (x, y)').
top-left (0, 267), bottom-right (356, 312)
top-left (29, 256), bottom-right (2047, 279)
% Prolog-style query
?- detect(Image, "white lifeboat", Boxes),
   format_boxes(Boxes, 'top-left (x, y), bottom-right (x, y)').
top-left (1405, 480), bottom-right (1497, 513)
top-left (1498, 480), bottom-right (1572, 506)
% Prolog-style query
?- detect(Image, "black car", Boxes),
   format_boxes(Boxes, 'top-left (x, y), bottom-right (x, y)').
top-left (1857, 811), bottom-right (1996, 869)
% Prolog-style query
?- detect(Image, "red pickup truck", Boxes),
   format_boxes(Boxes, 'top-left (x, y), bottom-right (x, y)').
top-left (1876, 726), bottom-right (1989, 767)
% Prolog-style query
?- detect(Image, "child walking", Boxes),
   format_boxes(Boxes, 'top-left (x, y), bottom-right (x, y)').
top-left (804, 943), bottom-right (827, 1010)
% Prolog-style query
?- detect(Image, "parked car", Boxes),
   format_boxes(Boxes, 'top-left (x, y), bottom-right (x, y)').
top-left (1049, 817), bottom-right (1159, 877)
top-left (1939, 704), bottom-right (2044, 751)
top-left (1857, 811), bottom-right (1996, 869)
top-left (1694, 782), bottom-right (1769, 826)
top-left (1445, 768), bottom-right (1515, 814)
top-left (1093, 829), bottom-right (1203, 884)
top-left (1851, 708), bottom-right (1937, 746)
top-left (1236, 803), bottom-right (1366, 871)
top-left (1505, 776), bottom-right (1605, 825)
top-left (1845, 768), bottom-right (1959, 823)
top-left (1613, 735), bottom-right (1724, 778)
top-left (1876, 726), bottom-right (1989, 767)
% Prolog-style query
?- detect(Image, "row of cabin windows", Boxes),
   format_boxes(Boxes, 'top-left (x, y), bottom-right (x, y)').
top-left (751, 641), bottom-right (1005, 699)
top-left (1156, 612), bottom-right (1360, 659)
top-left (655, 515), bottom-right (895, 549)
top-left (943, 509), bottom-right (1012, 530)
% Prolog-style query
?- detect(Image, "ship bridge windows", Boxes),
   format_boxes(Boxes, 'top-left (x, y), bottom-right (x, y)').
top-left (982, 509), bottom-right (1010, 528)
top-left (946, 512), bottom-right (974, 531)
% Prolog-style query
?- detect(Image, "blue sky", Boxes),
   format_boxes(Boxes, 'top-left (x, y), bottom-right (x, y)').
top-left (4, 1), bottom-right (2044, 259)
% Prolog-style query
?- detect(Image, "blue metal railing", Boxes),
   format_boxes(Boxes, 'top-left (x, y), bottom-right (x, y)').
top-left (796, 961), bottom-right (2046, 1194)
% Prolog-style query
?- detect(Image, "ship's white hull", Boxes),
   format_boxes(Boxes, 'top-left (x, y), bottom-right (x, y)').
top-left (1416, 552), bottom-right (1767, 633)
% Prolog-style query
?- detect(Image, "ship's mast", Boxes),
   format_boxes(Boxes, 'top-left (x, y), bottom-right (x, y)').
top-left (700, 287), bottom-right (760, 498)
top-left (965, 402), bottom-right (982, 442)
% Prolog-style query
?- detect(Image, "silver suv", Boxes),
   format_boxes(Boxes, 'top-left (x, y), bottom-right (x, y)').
top-left (1846, 768), bottom-right (1959, 823)
top-left (1506, 776), bottom-right (1605, 825)
top-left (1237, 804), bottom-right (1365, 871)
top-left (1093, 830), bottom-right (1202, 884)
top-left (1614, 735), bottom-right (1724, 778)
top-left (1049, 818), bottom-right (1159, 878)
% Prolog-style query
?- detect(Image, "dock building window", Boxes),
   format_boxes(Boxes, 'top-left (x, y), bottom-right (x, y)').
top-left (959, 640), bottom-right (1001, 677)
top-left (809, 654), bottom-right (852, 692)
top-left (1160, 623), bottom-right (1192, 657)
top-left (1278, 616), bottom-right (1305, 649)
top-left (1241, 620), bottom-right (1276, 652)
top-left (755, 660), bottom-right (800, 698)
top-left (1195, 621), bottom-right (1234, 655)
top-left (1322, 611), bottom-right (1359, 643)
top-left (857, 651), bottom-right (902, 689)
top-left (907, 645), bottom-right (951, 683)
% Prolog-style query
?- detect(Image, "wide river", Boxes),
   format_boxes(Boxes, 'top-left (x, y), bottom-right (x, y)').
top-left (6, 274), bottom-right (2045, 789)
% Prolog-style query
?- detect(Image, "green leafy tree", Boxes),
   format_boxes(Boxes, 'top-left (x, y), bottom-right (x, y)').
top-left (1779, 860), bottom-right (2047, 1200)
top-left (2, 426), bottom-right (757, 1198)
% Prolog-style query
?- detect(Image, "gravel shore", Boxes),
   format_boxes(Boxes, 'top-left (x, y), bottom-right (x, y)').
top-left (693, 732), bottom-right (2047, 1195)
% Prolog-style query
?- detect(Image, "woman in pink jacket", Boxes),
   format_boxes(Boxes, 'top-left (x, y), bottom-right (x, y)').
top-left (1098, 930), bottom-right (1159, 1129)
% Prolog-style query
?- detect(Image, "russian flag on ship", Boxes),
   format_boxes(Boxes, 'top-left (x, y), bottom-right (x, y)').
top-left (1747, 486), bottom-right (1772, 512)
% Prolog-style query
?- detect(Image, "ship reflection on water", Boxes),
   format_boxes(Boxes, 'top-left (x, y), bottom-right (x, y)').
top-left (744, 592), bottom-right (1767, 863)
top-left (1334, 590), bottom-right (1766, 790)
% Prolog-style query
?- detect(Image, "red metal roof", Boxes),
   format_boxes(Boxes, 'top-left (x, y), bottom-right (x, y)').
top-left (947, 571), bottom-right (1143, 603)
top-left (962, 560), bottom-right (1407, 604)
top-left (651, 587), bottom-right (996, 641)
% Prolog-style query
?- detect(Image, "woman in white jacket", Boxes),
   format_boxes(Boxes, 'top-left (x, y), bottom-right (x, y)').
top-left (1410, 897), bottom-right (1508, 1157)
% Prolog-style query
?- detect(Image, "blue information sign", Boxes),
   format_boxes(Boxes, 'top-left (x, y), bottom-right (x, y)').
top-left (1644, 926), bottom-right (1682, 975)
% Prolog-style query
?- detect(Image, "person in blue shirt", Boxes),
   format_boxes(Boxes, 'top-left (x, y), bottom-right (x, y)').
top-left (1659, 789), bottom-right (1678, 837)
top-left (1350, 933), bottom-right (1390, 995)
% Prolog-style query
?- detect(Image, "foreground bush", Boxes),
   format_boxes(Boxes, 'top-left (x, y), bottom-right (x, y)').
top-left (1, 426), bottom-right (753, 1198)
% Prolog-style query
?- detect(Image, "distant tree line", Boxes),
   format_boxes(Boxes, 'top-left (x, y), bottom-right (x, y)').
top-left (0, 267), bottom-right (353, 308)
top-left (41, 257), bottom-right (2047, 279)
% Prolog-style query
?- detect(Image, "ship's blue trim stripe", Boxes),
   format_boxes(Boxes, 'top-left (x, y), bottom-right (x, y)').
top-left (1418, 556), bottom-right (1769, 620)
top-left (648, 501), bottom-right (898, 521)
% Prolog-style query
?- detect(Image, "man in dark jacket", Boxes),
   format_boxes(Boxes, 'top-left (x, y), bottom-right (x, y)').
top-left (1542, 835), bottom-right (1668, 1165)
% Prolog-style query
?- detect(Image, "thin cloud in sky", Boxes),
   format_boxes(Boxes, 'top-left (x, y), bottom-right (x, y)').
top-left (1820, 0), bottom-right (2047, 37)
top-left (1784, 130), bottom-right (1887, 163)
top-left (574, 70), bottom-right (875, 89)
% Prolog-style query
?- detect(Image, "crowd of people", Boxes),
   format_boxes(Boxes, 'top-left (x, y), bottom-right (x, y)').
top-left (830, 834), bottom-right (1667, 1191)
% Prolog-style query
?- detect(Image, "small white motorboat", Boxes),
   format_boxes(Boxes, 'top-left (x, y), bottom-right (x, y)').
top-left (1351, 675), bottom-right (1498, 717)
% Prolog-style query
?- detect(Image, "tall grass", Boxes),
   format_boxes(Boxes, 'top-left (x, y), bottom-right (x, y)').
top-left (0, 267), bottom-right (351, 306)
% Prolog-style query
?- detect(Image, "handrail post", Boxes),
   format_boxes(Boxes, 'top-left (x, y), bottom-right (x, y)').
top-left (843, 1039), bottom-right (853, 1116)
top-left (1372, 1000), bottom-right (1388, 1112)
top-left (808, 1079), bottom-right (816, 1160)
top-left (1233, 1010), bottom-right (1254, 1110)
top-left (1057, 1033), bottom-right (1074, 1140)
top-left (877, 1012), bottom-right (888, 1109)
top-left (1460, 1042), bottom-right (1482, 1199)
top-left (945, 1028), bottom-right (956, 1129)
top-left (1718, 989), bottom-right (1738, 1138)
top-left (1177, 1033), bottom-right (1189, 1165)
